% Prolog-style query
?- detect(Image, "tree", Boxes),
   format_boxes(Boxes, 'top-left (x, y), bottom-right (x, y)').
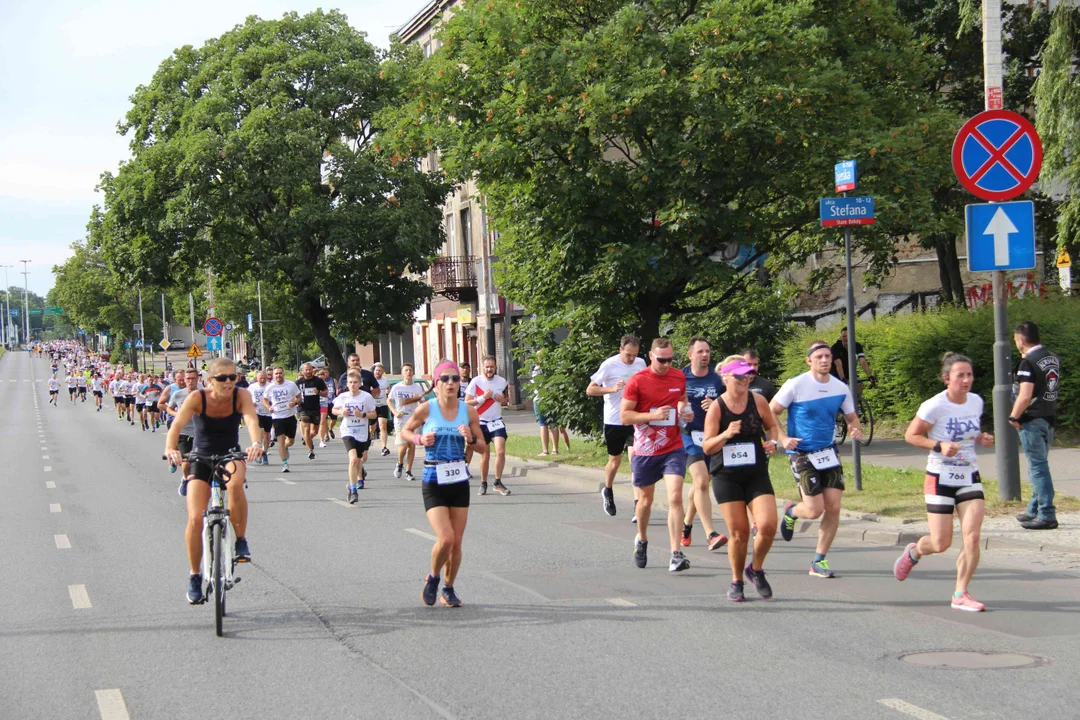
top-left (383, 0), bottom-right (957, 433)
top-left (98, 10), bottom-right (450, 378)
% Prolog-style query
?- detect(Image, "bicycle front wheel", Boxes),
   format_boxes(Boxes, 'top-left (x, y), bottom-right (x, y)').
top-left (212, 523), bottom-right (225, 637)
top-left (833, 411), bottom-right (848, 446)
top-left (858, 399), bottom-right (874, 446)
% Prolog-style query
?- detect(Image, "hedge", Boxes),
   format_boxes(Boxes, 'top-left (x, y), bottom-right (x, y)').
top-left (776, 295), bottom-right (1080, 433)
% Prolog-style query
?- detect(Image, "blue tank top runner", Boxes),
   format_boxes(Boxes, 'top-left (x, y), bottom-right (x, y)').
top-left (421, 399), bottom-right (471, 484)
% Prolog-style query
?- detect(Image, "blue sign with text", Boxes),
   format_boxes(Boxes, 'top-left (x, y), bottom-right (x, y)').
top-left (820, 196), bottom-right (875, 227)
top-left (834, 160), bottom-right (857, 192)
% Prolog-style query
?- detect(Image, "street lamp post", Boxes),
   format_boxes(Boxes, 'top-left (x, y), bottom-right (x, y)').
top-left (0, 264), bottom-right (11, 347)
top-left (20, 260), bottom-right (30, 344)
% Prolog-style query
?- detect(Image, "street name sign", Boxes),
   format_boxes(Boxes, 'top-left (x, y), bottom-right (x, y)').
top-left (820, 196), bottom-right (875, 227)
top-left (953, 110), bottom-right (1042, 201)
top-left (965, 201), bottom-right (1036, 272)
top-left (834, 160), bottom-right (857, 193)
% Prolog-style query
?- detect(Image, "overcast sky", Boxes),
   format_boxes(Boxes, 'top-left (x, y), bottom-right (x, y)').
top-left (0, 0), bottom-right (425, 298)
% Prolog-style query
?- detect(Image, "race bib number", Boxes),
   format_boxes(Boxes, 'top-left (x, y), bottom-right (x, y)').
top-left (807, 447), bottom-right (840, 470)
top-left (690, 430), bottom-right (705, 447)
top-left (939, 465), bottom-right (972, 488)
top-left (649, 408), bottom-right (676, 427)
top-left (484, 418), bottom-right (505, 432)
top-left (723, 442), bottom-right (755, 467)
top-left (436, 461), bottom-right (469, 485)
top-left (345, 415), bottom-right (366, 428)
top-left (273, 401), bottom-right (289, 413)
top-left (303, 387), bottom-right (318, 396)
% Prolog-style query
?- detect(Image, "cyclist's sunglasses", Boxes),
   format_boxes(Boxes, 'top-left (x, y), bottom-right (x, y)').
top-left (210, 373), bottom-right (238, 382)
top-left (438, 374), bottom-right (461, 383)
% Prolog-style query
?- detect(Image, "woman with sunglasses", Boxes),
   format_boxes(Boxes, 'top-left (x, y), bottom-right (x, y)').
top-left (165, 357), bottom-right (266, 605)
top-left (400, 360), bottom-right (487, 608)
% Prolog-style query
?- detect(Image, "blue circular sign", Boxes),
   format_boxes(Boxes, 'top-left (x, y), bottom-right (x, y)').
top-left (952, 110), bottom-right (1042, 202)
top-left (204, 317), bottom-right (223, 336)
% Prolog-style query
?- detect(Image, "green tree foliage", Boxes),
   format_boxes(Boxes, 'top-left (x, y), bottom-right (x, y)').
top-left (97, 10), bottom-right (450, 378)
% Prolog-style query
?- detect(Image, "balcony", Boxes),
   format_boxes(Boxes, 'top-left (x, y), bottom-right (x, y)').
top-left (429, 255), bottom-right (478, 302)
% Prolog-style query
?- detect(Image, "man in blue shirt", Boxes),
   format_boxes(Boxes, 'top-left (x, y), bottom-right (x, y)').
top-left (679, 337), bottom-right (729, 551)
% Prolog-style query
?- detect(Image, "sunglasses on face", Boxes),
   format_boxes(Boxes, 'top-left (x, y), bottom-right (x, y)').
top-left (654, 356), bottom-right (675, 364)
top-left (211, 373), bottom-right (238, 382)
top-left (439, 374), bottom-right (461, 383)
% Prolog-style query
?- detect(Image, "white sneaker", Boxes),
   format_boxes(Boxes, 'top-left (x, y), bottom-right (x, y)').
top-left (318, 440), bottom-right (327, 448)
top-left (394, 464), bottom-right (403, 479)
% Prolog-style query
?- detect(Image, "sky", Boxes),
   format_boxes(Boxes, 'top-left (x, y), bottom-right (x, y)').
top-left (0, 0), bottom-right (427, 299)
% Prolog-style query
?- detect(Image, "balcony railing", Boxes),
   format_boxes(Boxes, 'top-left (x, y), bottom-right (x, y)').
top-left (429, 255), bottom-right (477, 301)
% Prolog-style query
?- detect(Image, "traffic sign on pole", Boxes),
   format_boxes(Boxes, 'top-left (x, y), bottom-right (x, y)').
top-left (819, 196), bottom-right (875, 227)
top-left (224, 322), bottom-right (234, 332)
top-left (952, 110), bottom-right (1042, 202)
top-left (187, 344), bottom-right (203, 358)
top-left (1057, 247), bottom-right (1072, 268)
top-left (204, 317), bottom-right (223, 336)
top-left (207, 336), bottom-right (222, 351)
top-left (247, 314), bottom-right (253, 332)
top-left (159, 339), bottom-right (171, 351)
top-left (965, 201), bottom-right (1036, 272)
top-left (834, 160), bottom-right (857, 193)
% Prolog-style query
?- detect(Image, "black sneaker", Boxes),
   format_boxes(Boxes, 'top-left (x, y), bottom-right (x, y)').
top-left (669, 551), bottom-right (690, 572)
top-left (707, 532), bottom-right (729, 551)
top-left (726, 580), bottom-right (745, 603)
top-left (235, 537), bottom-right (251, 563)
top-left (405, 471), bottom-right (416, 482)
top-left (177, 477), bottom-right (189, 497)
top-left (744, 564), bottom-right (772, 599)
top-left (602, 487), bottom-right (616, 516)
top-left (187, 573), bottom-right (204, 604)
top-left (479, 482), bottom-right (488, 496)
top-left (421, 574), bottom-right (440, 606)
top-left (348, 486), bottom-right (358, 504)
top-left (362, 468), bottom-right (368, 481)
top-left (380, 447), bottom-right (391, 457)
top-left (1020, 518), bottom-right (1059, 530)
top-left (329, 429), bottom-right (335, 439)
top-left (634, 538), bottom-right (648, 568)
top-left (493, 480), bottom-right (511, 496)
top-left (440, 586), bottom-right (463, 607)
top-left (308, 450), bottom-right (316, 460)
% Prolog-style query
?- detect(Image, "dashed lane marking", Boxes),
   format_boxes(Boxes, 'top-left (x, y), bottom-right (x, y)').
top-left (55, 534), bottom-right (71, 549)
top-left (42, 455), bottom-right (49, 459)
top-left (50, 504), bottom-right (61, 513)
top-left (46, 481), bottom-right (56, 489)
top-left (327, 498), bottom-right (354, 508)
top-left (44, 466), bottom-right (52, 472)
top-left (95, 689), bottom-right (131, 720)
top-left (607, 598), bottom-right (637, 607)
top-left (404, 528), bottom-right (437, 541)
top-left (878, 699), bottom-right (951, 720)
top-left (69, 584), bottom-right (92, 609)
top-left (278, 477), bottom-right (296, 485)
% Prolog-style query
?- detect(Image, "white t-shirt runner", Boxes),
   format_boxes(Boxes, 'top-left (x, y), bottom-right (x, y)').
top-left (332, 391), bottom-right (376, 441)
top-left (264, 380), bottom-right (301, 419)
top-left (590, 354), bottom-right (647, 426)
top-left (374, 376), bottom-right (390, 408)
top-left (48, 378), bottom-right (59, 392)
top-left (388, 381), bottom-right (425, 422)
top-left (249, 382), bottom-right (271, 416)
top-left (916, 391), bottom-right (983, 482)
top-left (465, 375), bottom-right (509, 424)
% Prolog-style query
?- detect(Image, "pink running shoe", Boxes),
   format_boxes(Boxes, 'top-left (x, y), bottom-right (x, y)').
top-left (894, 543), bottom-right (918, 581)
top-left (950, 592), bottom-right (985, 612)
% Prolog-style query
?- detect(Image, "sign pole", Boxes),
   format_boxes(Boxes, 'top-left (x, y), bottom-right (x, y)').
top-left (843, 204), bottom-right (862, 491)
top-left (258, 281), bottom-right (265, 369)
top-left (138, 287), bottom-right (147, 373)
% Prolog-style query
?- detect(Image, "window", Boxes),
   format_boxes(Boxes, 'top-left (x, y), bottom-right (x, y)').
top-left (445, 214), bottom-right (455, 256)
top-left (423, 42), bottom-right (432, 58)
top-left (460, 208), bottom-right (472, 256)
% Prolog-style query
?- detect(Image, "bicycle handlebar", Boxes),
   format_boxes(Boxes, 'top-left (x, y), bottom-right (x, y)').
top-left (161, 450), bottom-right (249, 464)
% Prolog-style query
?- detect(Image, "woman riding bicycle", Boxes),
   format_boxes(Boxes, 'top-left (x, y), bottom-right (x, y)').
top-left (165, 357), bottom-right (265, 605)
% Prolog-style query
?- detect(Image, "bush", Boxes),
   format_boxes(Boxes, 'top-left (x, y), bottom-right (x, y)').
top-left (777, 295), bottom-right (1080, 432)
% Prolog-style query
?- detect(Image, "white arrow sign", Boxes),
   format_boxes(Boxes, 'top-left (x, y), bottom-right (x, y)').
top-left (984, 207), bottom-right (1019, 266)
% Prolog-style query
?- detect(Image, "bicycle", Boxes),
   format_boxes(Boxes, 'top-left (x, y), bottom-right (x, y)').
top-left (164, 450), bottom-right (247, 637)
top-left (833, 376), bottom-right (875, 447)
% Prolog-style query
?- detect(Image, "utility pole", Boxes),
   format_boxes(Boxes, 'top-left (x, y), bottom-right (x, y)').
top-left (257, 281), bottom-right (265, 368)
top-left (207, 268), bottom-right (215, 359)
top-left (162, 293), bottom-right (169, 372)
top-left (138, 287), bottom-right (147, 373)
top-left (0, 265), bottom-right (11, 347)
top-left (20, 260), bottom-right (30, 344)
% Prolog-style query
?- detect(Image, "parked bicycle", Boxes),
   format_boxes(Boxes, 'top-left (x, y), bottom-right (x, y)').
top-left (164, 450), bottom-right (247, 637)
top-left (834, 375), bottom-right (875, 447)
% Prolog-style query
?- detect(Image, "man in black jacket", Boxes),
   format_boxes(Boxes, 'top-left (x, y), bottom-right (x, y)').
top-left (1010, 321), bottom-right (1061, 530)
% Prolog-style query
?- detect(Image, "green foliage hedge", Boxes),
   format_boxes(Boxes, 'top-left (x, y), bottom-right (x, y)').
top-left (777, 296), bottom-right (1080, 432)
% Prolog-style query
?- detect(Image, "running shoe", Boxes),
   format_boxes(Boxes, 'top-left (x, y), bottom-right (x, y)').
top-left (380, 447), bottom-right (391, 457)
top-left (269, 438), bottom-right (277, 447)
top-left (669, 551), bottom-right (690, 573)
top-left (894, 543), bottom-right (919, 581)
top-left (478, 481), bottom-right (488, 496)
top-left (780, 501), bottom-right (797, 542)
top-left (357, 478), bottom-right (365, 490)
top-left (726, 580), bottom-right (745, 603)
top-left (634, 538), bottom-right (648, 568)
top-left (362, 468), bottom-right (368, 481)
top-left (707, 532), bottom-right (729, 551)
top-left (493, 480), bottom-right (510, 496)
top-left (950, 592), bottom-right (985, 612)
top-left (809, 559), bottom-right (835, 578)
top-left (187, 573), bottom-right (204, 604)
top-left (421, 574), bottom-right (440, 606)
top-left (318, 440), bottom-right (327, 449)
top-left (282, 461), bottom-right (290, 473)
top-left (151, 426), bottom-right (156, 433)
top-left (405, 471), bottom-right (416, 482)
top-left (235, 537), bottom-right (251, 563)
top-left (394, 464), bottom-right (403, 479)
top-left (440, 586), bottom-right (463, 608)
top-left (681, 524), bottom-right (693, 547)
top-left (745, 564), bottom-right (772, 599)
top-left (602, 487), bottom-right (616, 517)
top-left (308, 450), bottom-right (316, 460)
top-left (348, 486), bottom-right (358, 504)
top-left (177, 477), bottom-right (189, 497)
top-left (329, 429), bottom-right (335, 439)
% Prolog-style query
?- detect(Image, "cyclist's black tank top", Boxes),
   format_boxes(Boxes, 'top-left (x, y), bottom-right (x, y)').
top-left (192, 389), bottom-right (242, 455)
top-left (709, 393), bottom-right (766, 475)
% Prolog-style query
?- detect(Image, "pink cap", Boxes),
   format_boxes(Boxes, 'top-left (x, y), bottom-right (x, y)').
top-left (434, 361), bottom-right (459, 379)
top-left (720, 360), bottom-right (756, 375)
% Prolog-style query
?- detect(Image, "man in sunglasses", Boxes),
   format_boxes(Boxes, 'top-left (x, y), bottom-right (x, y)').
top-left (742, 348), bottom-right (776, 402)
top-left (464, 355), bottom-right (512, 497)
top-left (261, 366), bottom-right (301, 472)
top-left (620, 337), bottom-right (692, 572)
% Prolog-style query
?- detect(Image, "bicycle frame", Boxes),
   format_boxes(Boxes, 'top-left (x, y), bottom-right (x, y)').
top-left (200, 479), bottom-right (238, 597)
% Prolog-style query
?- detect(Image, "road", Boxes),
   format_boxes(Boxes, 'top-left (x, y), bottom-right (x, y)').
top-left (3, 350), bottom-right (1079, 720)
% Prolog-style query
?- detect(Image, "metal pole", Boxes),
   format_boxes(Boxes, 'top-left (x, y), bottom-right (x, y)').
top-left (139, 287), bottom-right (146, 372)
top-left (20, 260), bottom-right (31, 343)
top-left (257, 280), bottom-right (265, 368)
top-left (162, 293), bottom-right (168, 372)
top-left (189, 293), bottom-right (196, 359)
top-left (207, 268), bottom-right (215, 359)
top-left (843, 222), bottom-right (863, 491)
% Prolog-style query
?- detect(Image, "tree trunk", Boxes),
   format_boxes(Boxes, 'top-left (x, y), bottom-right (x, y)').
top-left (934, 235), bottom-right (966, 306)
top-left (637, 294), bottom-right (663, 347)
top-left (295, 292), bottom-right (347, 378)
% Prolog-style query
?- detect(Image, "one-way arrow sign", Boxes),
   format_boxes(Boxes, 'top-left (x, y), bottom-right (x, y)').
top-left (965, 201), bottom-right (1036, 272)
top-left (985, 207), bottom-right (1019, 266)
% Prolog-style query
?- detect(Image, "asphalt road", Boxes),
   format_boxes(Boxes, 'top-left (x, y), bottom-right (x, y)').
top-left (3, 350), bottom-right (1079, 720)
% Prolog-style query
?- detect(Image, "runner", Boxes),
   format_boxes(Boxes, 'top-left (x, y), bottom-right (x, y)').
top-left (743, 348), bottom-right (777, 401)
top-left (110, 373), bottom-right (124, 418)
top-left (588, 334), bottom-right (646, 518)
top-left (295, 363), bottom-right (327, 460)
top-left (135, 374), bottom-right (150, 430)
top-left (620, 338), bottom-right (691, 572)
top-left (704, 357), bottom-right (795, 601)
top-left (145, 375), bottom-right (163, 432)
top-left (164, 357), bottom-right (265, 605)
top-left (75, 371), bottom-right (88, 403)
top-left (893, 352), bottom-right (994, 612)
top-left (458, 362), bottom-right (474, 465)
top-left (261, 367), bottom-right (301, 472)
top-left (124, 372), bottom-right (137, 425)
top-left (248, 370), bottom-right (272, 465)
top-left (771, 341), bottom-right (863, 578)
top-left (48, 373), bottom-right (60, 406)
top-left (678, 337), bottom-right (729, 552)
top-left (400, 360), bottom-right (486, 608)
top-left (65, 369), bottom-right (78, 404)
top-left (464, 355), bottom-right (512, 497)
top-left (91, 372), bottom-right (105, 412)
top-left (317, 367), bottom-right (336, 448)
top-left (166, 369), bottom-right (201, 489)
top-left (388, 364), bottom-right (425, 481)
top-left (371, 363), bottom-right (391, 456)
top-left (332, 370), bottom-right (377, 504)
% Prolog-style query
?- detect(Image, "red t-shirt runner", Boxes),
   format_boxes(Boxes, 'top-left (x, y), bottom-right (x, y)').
top-left (623, 368), bottom-right (686, 456)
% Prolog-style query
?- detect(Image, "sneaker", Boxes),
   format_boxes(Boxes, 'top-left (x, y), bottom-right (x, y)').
top-left (478, 481), bottom-right (488, 496)
top-left (357, 478), bottom-right (365, 490)
top-left (269, 438), bottom-right (277, 447)
top-left (950, 591), bottom-right (985, 612)
top-left (394, 464), bottom-right (403, 479)
top-left (177, 476), bottom-right (189, 497)
top-left (405, 471), bottom-right (416, 482)
top-left (282, 462), bottom-right (290, 473)
top-left (726, 580), bottom-right (745, 602)
top-left (348, 486), bottom-right (358, 504)
top-left (440, 586), bottom-right (463, 608)
top-left (602, 487), bottom-right (617, 517)
top-left (187, 573), bottom-right (204, 604)
top-left (707, 532), bottom-right (729, 551)
top-left (235, 537), bottom-right (251, 563)
top-left (780, 501), bottom-right (797, 542)
top-left (669, 551), bottom-right (690, 572)
top-left (894, 543), bottom-right (919, 581)
top-left (329, 429), bottom-right (335, 439)
top-left (421, 574), bottom-right (440, 606)
top-left (680, 524), bottom-right (693, 547)
top-left (308, 450), bottom-right (316, 460)
top-left (318, 440), bottom-right (327, 449)
top-left (380, 447), bottom-right (391, 457)
top-left (634, 538), bottom-right (648, 568)
top-left (493, 480), bottom-right (510, 496)
top-left (745, 564), bottom-right (772, 599)
top-left (809, 559), bottom-right (835, 578)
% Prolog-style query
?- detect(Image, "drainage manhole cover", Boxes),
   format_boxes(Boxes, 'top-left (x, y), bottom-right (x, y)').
top-left (899, 651), bottom-right (1046, 670)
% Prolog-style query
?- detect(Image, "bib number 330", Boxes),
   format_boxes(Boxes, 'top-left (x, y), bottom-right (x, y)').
top-left (436, 461), bottom-right (469, 485)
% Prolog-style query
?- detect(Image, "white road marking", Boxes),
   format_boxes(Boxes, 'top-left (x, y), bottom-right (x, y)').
top-left (95, 689), bottom-right (131, 720)
top-left (278, 477), bottom-right (296, 485)
top-left (42, 455), bottom-right (49, 459)
top-left (55, 534), bottom-right (71, 549)
top-left (50, 504), bottom-right (61, 513)
top-left (404, 528), bottom-right (438, 541)
top-left (327, 498), bottom-right (354, 508)
top-left (46, 481), bottom-right (56, 489)
top-left (69, 584), bottom-right (92, 609)
top-left (878, 699), bottom-right (951, 720)
top-left (480, 571), bottom-right (551, 601)
top-left (44, 466), bottom-right (52, 472)
top-left (607, 598), bottom-right (637, 607)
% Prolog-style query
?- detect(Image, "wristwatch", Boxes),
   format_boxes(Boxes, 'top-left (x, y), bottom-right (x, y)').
top-left (932, 442), bottom-right (942, 453)
top-left (1008, 416), bottom-right (1019, 423)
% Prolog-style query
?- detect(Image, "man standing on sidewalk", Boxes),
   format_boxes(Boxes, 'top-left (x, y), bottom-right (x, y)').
top-left (1010, 321), bottom-right (1061, 531)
